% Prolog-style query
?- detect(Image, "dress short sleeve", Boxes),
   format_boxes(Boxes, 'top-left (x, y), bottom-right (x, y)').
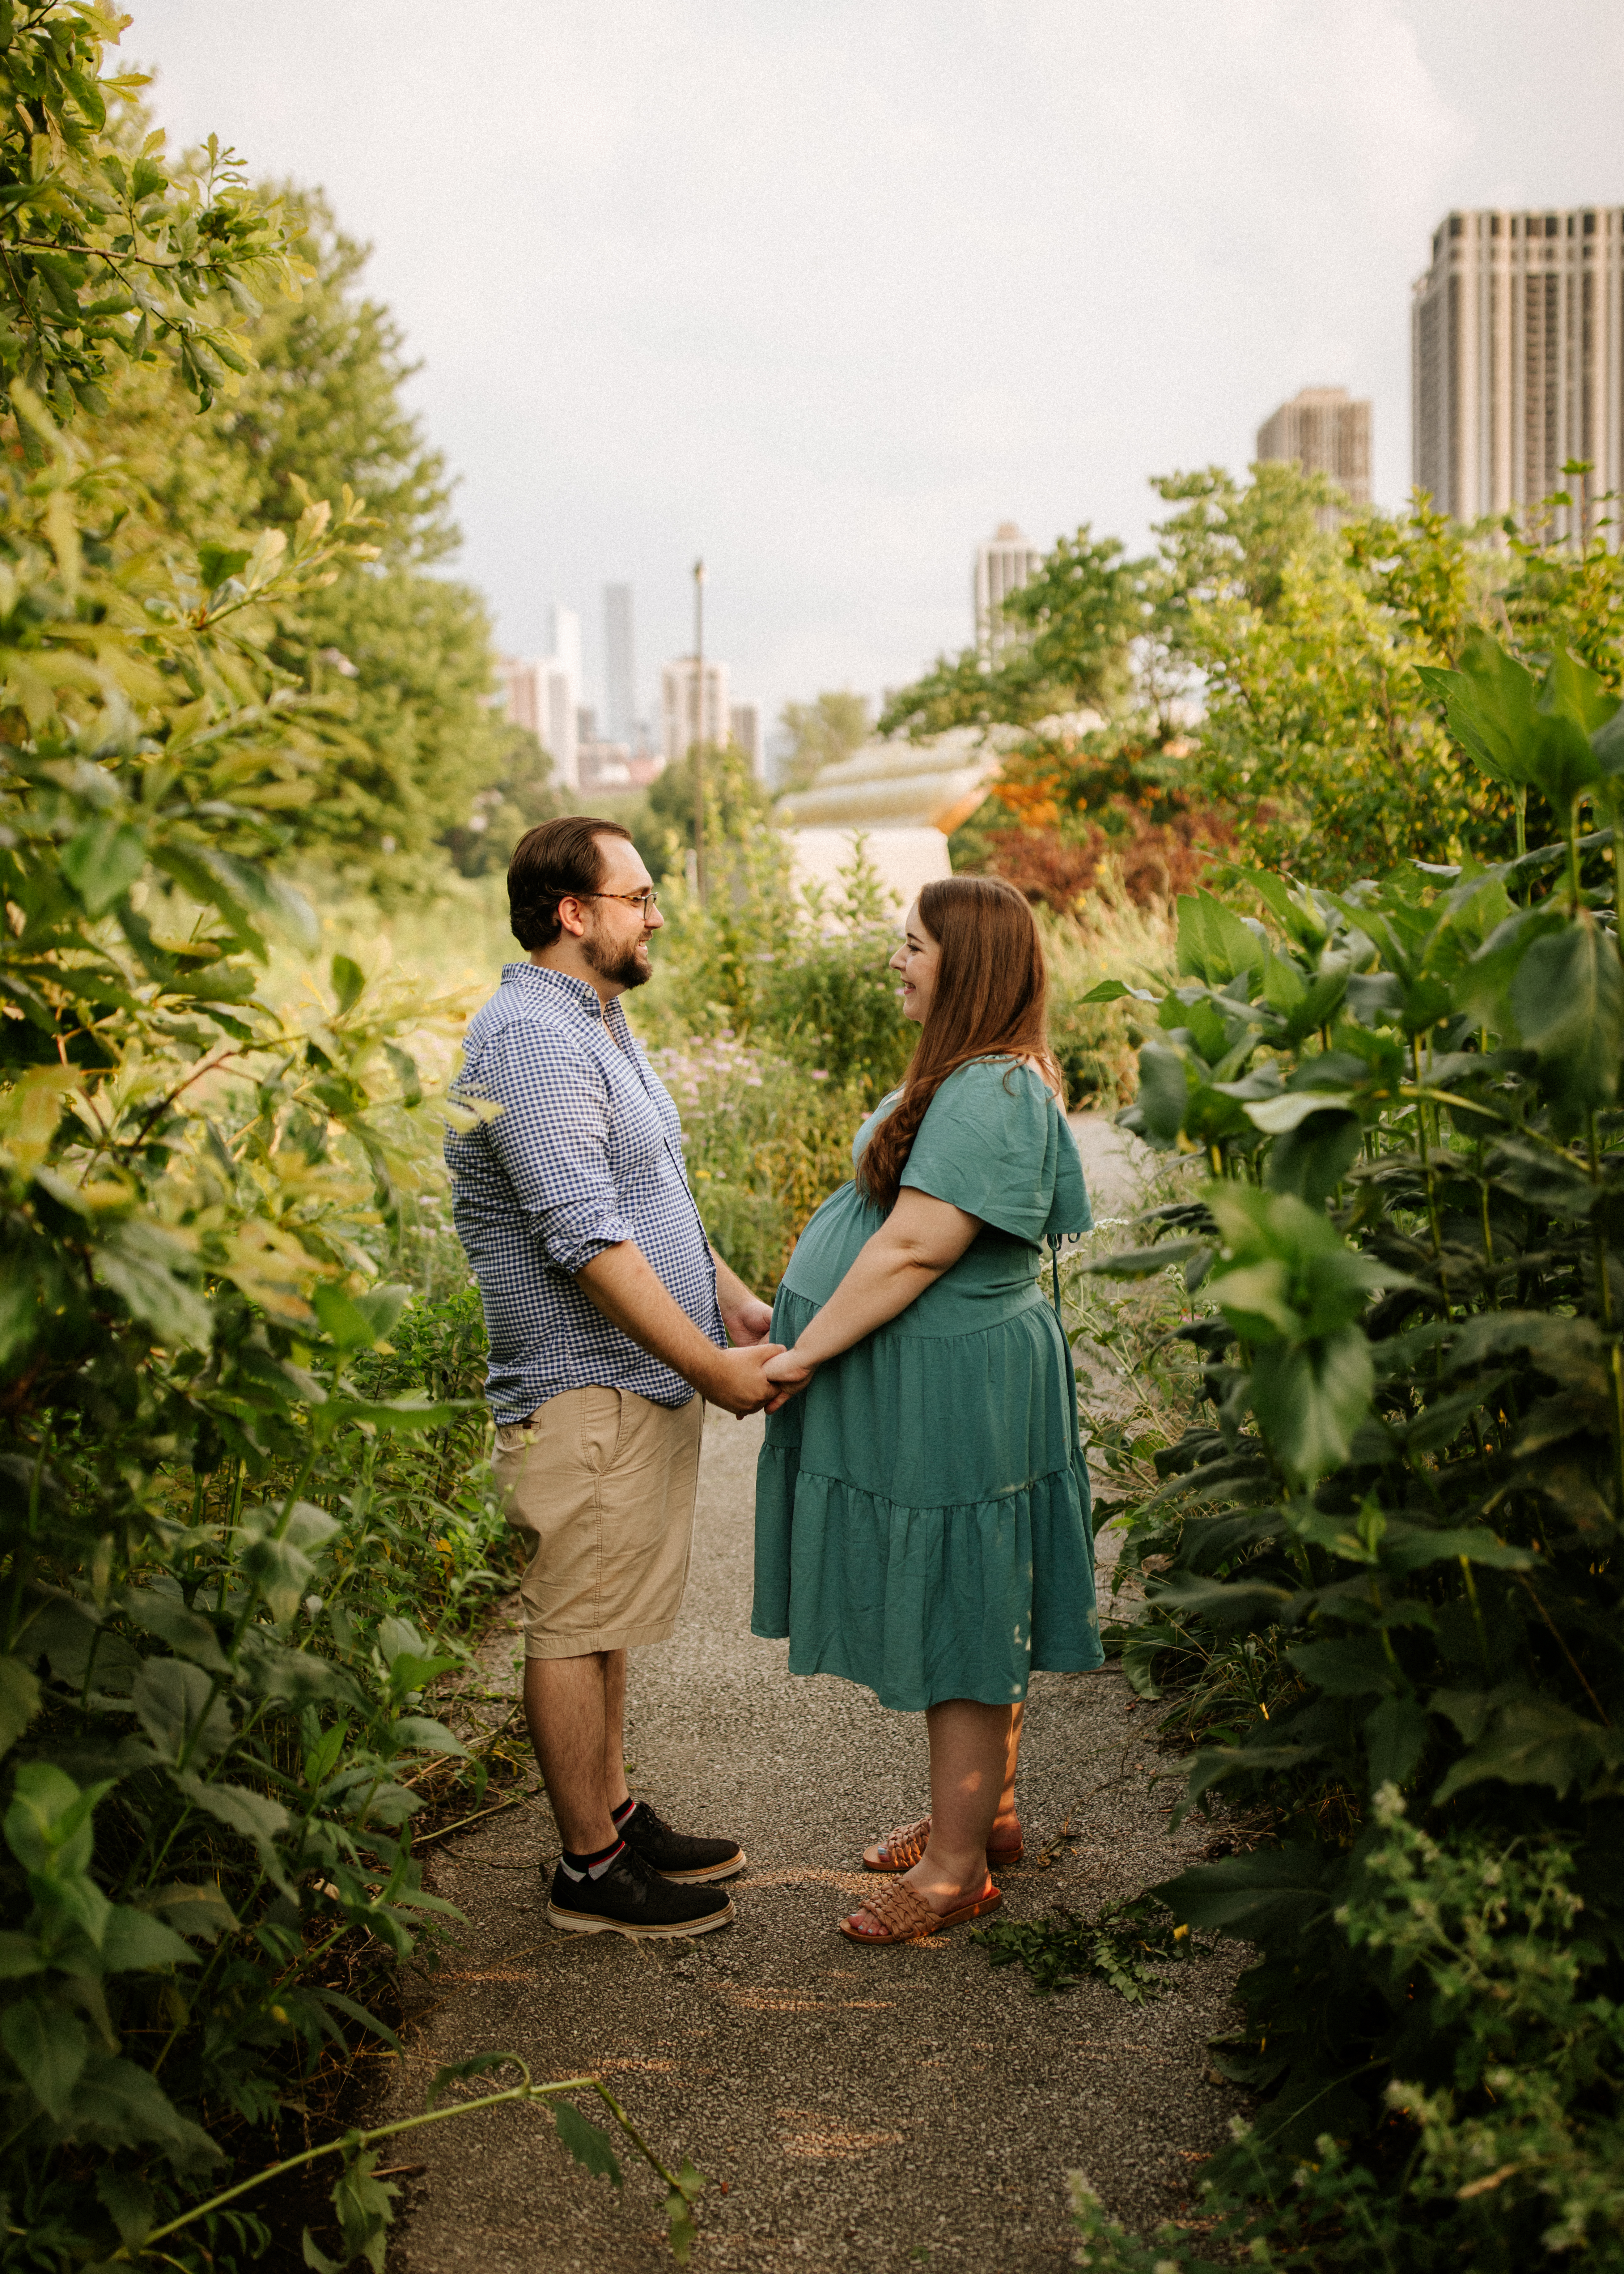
top-left (900, 1059), bottom-right (1092, 1243)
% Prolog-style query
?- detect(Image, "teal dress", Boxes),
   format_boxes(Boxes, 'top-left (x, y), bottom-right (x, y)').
top-left (752, 1057), bottom-right (1106, 1711)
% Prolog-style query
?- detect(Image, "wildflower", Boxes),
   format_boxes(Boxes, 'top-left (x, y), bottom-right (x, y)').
top-left (810, 1069), bottom-right (829, 1081)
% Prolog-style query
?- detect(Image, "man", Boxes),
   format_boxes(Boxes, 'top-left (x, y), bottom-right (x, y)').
top-left (445, 814), bottom-right (782, 1938)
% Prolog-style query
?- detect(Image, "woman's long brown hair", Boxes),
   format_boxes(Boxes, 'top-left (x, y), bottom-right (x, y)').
top-left (858, 874), bottom-right (1063, 1213)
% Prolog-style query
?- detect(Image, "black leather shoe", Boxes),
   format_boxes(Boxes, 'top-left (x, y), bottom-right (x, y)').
top-left (620, 1799), bottom-right (747, 1883)
top-left (545, 1845), bottom-right (734, 1937)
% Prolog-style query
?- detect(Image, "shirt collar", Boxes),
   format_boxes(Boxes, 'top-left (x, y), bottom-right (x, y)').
top-left (502, 961), bottom-right (636, 1047)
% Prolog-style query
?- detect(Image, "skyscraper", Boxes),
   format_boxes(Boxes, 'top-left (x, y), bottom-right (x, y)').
top-left (604, 584), bottom-right (635, 745)
top-left (661, 657), bottom-right (730, 765)
top-left (1411, 208), bottom-right (1624, 535)
top-left (1257, 387), bottom-right (1372, 508)
top-left (495, 609), bottom-right (583, 790)
top-left (973, 523), bottom-right (1043, 658)
top-left (729, 701), bottom-right (763, 776)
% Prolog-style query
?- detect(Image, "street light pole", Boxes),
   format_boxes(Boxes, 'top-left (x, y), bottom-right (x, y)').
top-left (692, 558), bottom-right (706, 903)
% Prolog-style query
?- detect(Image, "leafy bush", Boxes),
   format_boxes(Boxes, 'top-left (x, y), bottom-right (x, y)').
top-left (0, 376), bottom-right (703, 2260)
top-left (1071, 630), bottom-right (1624, 2265)
top-left (638, 831), bottom-right (912, 1103)
top-left (1041, 891), bottom-right (1173, 1108)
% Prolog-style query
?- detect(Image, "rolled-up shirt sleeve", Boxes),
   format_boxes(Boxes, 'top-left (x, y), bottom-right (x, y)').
top-left (471, 1027), bottom-right (634, 1274)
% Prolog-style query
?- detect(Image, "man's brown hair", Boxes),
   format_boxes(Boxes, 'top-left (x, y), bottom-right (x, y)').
top-left (858, 874), bottom-right (1062, 1213)
top-left (507, 815), bottom-right (636, 951)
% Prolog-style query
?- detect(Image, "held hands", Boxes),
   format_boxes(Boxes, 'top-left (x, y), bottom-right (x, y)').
top-left (704, 1342), bottom-right (788, 1418)
top-left (760, 1346), bottom-right (817, 1409)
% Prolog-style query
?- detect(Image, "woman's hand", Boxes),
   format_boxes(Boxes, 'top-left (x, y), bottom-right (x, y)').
top-left (761, 1345), bottom-right (817, 1408)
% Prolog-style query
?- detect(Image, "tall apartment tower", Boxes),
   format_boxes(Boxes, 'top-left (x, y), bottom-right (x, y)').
top-left (603, 584), bottom-right (635, 745)
top-left (729, 700), bottom-right (763, 776)
top-left (1412, 207), bottom-right (1624, 536)
top-left (661, 657), bottom-right (731, 766)
top-left (973, 523), bottom-right (1043, 658)
top-left (1257, 386), bottom-right (1372, 507)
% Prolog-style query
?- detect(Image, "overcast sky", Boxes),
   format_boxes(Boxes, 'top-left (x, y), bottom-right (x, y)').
top-left (138, 1), bottom-right (1624, 739)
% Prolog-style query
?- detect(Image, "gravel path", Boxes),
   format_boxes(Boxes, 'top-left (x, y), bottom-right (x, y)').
top-left (378, 1116), bottom-right (1238, 2270)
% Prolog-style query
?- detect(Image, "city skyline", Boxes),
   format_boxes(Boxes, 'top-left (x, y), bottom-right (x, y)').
top-left (140, 2), bottom-right (1624, 729)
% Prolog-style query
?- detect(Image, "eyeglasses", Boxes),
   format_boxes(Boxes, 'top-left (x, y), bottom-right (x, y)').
top-left (579, 887), bottom-right (660, 916)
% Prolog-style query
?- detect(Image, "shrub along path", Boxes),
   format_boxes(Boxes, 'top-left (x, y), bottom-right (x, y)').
top-left (381, 1153), bottom-right (1242, 2274)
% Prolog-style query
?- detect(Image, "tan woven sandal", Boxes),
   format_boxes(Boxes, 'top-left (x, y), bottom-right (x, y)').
top-left (838, 1876), bottom-right (1003, 1946)
top-left (862, 1814), bottom-right (1024, 1873)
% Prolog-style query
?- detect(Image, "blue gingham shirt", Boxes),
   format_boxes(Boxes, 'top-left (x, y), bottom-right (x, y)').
top-left (445, 963), bottom-right (725, 1422)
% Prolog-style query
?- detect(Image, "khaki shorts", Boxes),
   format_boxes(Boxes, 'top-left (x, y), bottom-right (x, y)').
top-left (493, 1385), bottom-right (705, 1659)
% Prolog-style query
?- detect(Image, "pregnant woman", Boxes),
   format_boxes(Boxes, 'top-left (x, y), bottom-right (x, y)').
top-left (753, 874), bottom-right (1105, 1945)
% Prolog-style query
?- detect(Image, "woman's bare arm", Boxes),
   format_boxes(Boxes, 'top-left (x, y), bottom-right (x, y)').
top-left (761, 1187), bottom-right (981, 1395)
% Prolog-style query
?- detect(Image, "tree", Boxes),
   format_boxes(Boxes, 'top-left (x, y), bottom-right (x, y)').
top-left (776, 689), bottom-right (871, 792)
top-left (0, 2), bottom-right (302, 421)
top-left (83, 180), bottom-right (512, 891)
top-left (878, 526), bottom-right (1145, 739)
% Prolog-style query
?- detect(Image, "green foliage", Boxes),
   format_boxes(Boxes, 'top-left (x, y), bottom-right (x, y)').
top-left (207, 185), bottom-right (458, 568)
top-left (900, 464), bottom-right (1624, 902)
top-left (290, 565), bottom-right (524, 893)
top-left (1077, 627), bottom-right (1624, 2265)
top-left (79, 172), bottom-right (516, 897)
top-left (0, 347), bottom-right (711, 2260)
top-left (878, 525), bottom-right (1145, 739)
top-left (1068, 1801), bottom-right (1624, 2270)
top-left (972, 1896), bottom-right (1199, 2004)
top-left (439, 719), bottom-right (561, 880)
top-left (645, 739), bottom-right (771, 872)
top-left (776, 687), bottom-right (871, 792)
top-left (0, 4), bottom-right (304, 422)
top-left (642, 832), bottom-right (911, 1100)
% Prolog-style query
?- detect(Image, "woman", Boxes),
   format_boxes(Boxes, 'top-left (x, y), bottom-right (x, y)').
top-left (753, 875), bottom-right (1105, 1945)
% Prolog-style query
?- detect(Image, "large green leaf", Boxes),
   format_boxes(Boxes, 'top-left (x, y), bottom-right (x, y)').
top-left (59, 817), bottom-right (146, 917)
top-left (3, 1761), bottom-right (113, 1879)
top-left (1252, 1328), bottom-right (1374, 1485)
top-left (1177, 890), bottom-right (1266, 987)
top-left (90, 1219), bottom-right (213, 1350)
top-left (0, 1998), bottom-right (87, 2121)
top-left (1433, 1695), bottom-right (1618, 1803)
top-left (1507, 912), bottom-right (1623, 1116)
top-left (1152, 1844), bottom-right (1340, 1938)
top-left (0, 1654), bottom-right (40, 1758)
top-left (131, 1659), bottom-right (234, 1768)
top-left (64, 2051), bottom-right (221, 2170)
top-left (554, 2098), bottom-right (623, 2186)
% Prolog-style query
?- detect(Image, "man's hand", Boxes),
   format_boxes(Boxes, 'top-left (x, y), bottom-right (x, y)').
top-left (721, 1292), bottom-right (774, 1346)
top-left (701, 1342), bottom-right (787, 1418)
top-left (761, 1345), bottom-right (817, 1410)
top-left (710, 1247), bottom-right (774, 1347)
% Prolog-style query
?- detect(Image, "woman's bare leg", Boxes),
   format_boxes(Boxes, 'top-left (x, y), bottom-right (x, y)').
top-left (848, 1701), bottom-right (1010, 1930)
top-left (992, 1700), bottom-right (1023, 1846)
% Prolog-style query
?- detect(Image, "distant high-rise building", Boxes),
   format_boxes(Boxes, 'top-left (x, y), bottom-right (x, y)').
top-left (494, 607), bottom-right (583, 789)
top-left (496, 657), bottom-right (542, 740)
top-left (1257, 386), bottom-right (1372, 509)
top-left (661, 657), bottom-right (731, 765)
top-left (1412, 207), bottom-right (1624, 536)
top-left (973, 523), bottom-right (1043, 658)
top-left (729, 701), bottom-right (763, 777)
top-left (604, 584), bottom-right (635, 745)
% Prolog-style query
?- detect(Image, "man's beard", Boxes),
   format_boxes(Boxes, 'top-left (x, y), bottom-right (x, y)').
top-left (583, 927), bottom-right (652, 989)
